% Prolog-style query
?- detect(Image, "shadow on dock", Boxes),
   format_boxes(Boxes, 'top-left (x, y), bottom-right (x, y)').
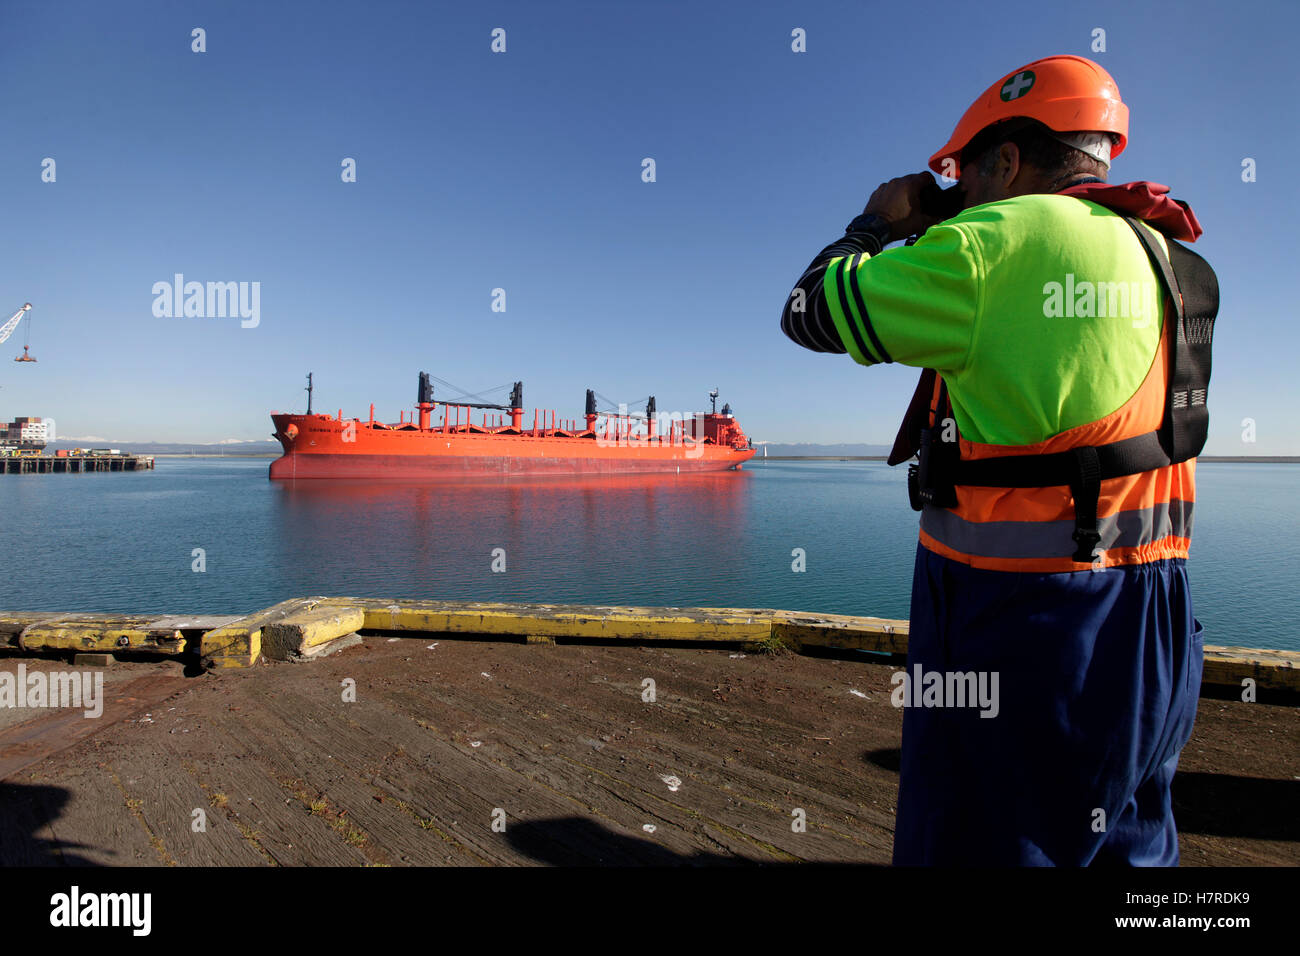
top-left (863, 748), bottom-right (902, 773)
top-left (0, 782), bottom-right (102, 866)
top-left (504, 817), bottom-right (883, 866)
top-left (1173, 772), bottom-right (1300, 841)
top-left (863, 748), bottom-right (1298, 845)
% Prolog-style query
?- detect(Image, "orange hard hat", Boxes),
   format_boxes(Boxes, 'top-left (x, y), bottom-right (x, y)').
top-left (929, 55), bottom-right (1129, 178)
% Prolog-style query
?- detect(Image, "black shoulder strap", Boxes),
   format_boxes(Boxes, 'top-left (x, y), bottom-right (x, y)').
top-left (1121, 217), bottom-right (1218, 462)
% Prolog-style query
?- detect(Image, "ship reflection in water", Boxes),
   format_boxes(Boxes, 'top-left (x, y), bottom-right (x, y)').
top-left (269, 471), bottom-right (754, 607)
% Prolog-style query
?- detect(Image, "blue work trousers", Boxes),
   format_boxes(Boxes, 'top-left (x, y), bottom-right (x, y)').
top-left (892, 544), bottom-right (1204, 866)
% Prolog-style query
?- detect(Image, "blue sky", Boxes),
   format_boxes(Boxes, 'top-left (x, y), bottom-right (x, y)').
top-left (1, 0), bottom-right (1296, 452)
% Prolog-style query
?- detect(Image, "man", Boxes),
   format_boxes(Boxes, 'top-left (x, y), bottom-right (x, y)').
top-left (780, 55), bottom-right (1217, 865)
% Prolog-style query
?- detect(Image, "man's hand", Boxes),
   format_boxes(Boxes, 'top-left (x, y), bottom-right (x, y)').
top-left (863, 171), bottom-right (940, 243)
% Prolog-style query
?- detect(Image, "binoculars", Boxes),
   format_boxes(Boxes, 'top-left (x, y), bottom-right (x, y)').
top-left (919, 182), bottom-right (966, 220)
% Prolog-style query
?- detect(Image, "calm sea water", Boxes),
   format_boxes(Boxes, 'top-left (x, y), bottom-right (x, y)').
top-left (0, 458), bottom-right (1295, 651)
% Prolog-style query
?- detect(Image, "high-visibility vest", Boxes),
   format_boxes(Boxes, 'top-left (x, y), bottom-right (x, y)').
top-left (909, 215), bottom-right (1217, 573)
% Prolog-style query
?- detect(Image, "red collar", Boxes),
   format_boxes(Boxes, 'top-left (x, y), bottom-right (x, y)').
top-left (1057, 180), bottom-right (1203, 242)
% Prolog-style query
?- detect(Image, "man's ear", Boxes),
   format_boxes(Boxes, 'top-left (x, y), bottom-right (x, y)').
top-left (997, 141), bottom-right (1023, 193)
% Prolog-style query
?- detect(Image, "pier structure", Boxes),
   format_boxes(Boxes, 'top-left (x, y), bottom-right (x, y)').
top-left (0, 453), bottom-right (155, 474)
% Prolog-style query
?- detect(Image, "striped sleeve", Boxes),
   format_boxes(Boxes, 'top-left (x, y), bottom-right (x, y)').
top-left (822, 222), bottom-right (981, 372)
top-left (781, 233), bottom-right (883, 354)
top-left (825, 252), bottom-right (893, 366)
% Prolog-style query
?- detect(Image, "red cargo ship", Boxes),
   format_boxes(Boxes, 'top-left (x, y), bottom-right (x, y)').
top-left (269, 372), bottom-right (755, 479)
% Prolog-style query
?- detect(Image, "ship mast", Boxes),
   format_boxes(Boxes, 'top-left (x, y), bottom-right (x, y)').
top-left (414, 373), bottom-right (525, 430)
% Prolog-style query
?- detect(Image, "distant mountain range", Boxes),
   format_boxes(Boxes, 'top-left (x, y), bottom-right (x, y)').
top-left (47, 439), bottom-right (282, 456)
top-left (755, 442), bottom-right (892, 457)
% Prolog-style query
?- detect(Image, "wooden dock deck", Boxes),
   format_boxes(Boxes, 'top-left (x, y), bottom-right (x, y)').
top-left (0, 602), bottom-right (1296, 866)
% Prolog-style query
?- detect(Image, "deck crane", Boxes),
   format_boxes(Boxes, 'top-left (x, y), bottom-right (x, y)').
top-left (1, 303), bottom-right (36, 362)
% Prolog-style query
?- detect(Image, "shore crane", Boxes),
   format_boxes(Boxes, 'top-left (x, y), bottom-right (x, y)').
top-left (1, 303), bottom-right (36, 362)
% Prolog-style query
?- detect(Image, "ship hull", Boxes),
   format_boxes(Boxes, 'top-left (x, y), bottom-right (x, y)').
top-left (269, 413), bottom-right (754, 479)
top-left (269, 452), bottom-right (750, 479)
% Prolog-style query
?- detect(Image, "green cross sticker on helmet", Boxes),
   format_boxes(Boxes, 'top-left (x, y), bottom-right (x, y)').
top-left (1000, 70), bottom-right (1035, 101)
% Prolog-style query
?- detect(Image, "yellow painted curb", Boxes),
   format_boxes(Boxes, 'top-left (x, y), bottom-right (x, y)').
top-left (262, 605), bottom-right (365, 660)
top-left (1203, 646), bottom-right (1299, 695)
top-left (0, 613), bottom-right (206, 657)
top-left (19, 622), bottom-right (185, 656)
top-left (772, 611), bottom-right (909, 655)
top-left (199, 598), bottom-right (314, 669)
top-left (2, 599), bottom-right (1298, 700)
top-left (0, 612), bottom-right (82, 648)
top-left (345, 598), bottom-right (775, 644)
top-left (199, 623), bottom-right (262, 669)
